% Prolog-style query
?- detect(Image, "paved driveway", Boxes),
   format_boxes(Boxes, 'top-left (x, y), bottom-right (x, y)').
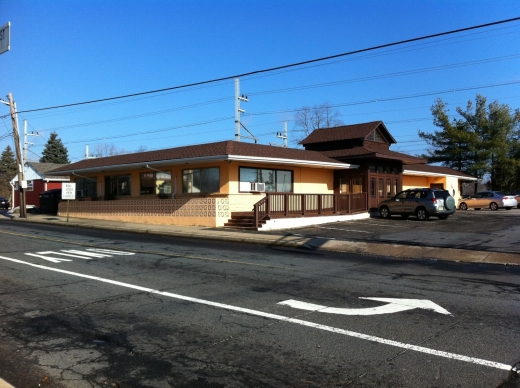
top-left (285, 209), bottom-right (520, 254)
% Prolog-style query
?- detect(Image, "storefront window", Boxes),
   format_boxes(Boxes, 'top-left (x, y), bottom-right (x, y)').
top-left (239, 167), bottom-right (292, 192)
top-left (352, 178), bottom-right (362, 194)
top-left (140, 172), bottom-right (171, 195)
top-left (105, 175), bottom-right (131, 197)
top-left (182, 167), bottom-right (220, 194)
top-left (75, 177), bottom-right (97, 197)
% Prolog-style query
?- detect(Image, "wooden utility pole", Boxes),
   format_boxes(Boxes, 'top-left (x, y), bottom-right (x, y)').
top-left (7, 93), bottom-right (26, 218)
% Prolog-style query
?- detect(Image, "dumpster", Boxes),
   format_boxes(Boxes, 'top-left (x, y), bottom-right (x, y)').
top-left (39, 189), bottom-right (62, 214)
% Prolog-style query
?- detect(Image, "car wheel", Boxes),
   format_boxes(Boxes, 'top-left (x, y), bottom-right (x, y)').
top-left (459, 202), bottom-right (468, 210)
top-left (379, 206), bottom-right (390, 219)
top-left (490, 202), bottom-right (499, 211)
top-left (438, 215), bottom-right (449, 220)
top-left (416, 208), bottom-right (429, 221)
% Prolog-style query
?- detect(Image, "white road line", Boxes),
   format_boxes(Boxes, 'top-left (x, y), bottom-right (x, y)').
top-left (0, 255), bottom-right (514, 373)
top-left (317, 226), bottom-right (371, 233)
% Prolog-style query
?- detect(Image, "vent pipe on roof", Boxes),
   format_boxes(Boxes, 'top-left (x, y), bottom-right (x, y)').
top-left (85, 145), bottom-right (96, 159)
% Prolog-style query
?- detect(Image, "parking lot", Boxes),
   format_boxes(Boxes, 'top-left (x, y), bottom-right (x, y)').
top-left (286, 208), bottom-right (520, 254)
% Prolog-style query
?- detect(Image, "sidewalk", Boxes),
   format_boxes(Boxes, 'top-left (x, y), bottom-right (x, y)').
top-left (6, 212), bottom-right (520, 266)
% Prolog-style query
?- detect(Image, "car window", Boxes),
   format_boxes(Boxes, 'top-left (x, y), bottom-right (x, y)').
top-left (419, 191), bottom-right (429, 199)
top-left (395, 191), bottom-right (408, 199)
top-left (494, 192), bottom-right (505, 197)
top-left (433, 190), bottom-right (449, 199)
top-left (471, 193), bottom-right (482, 199)
top-left (484, 192), bottom-right (494, 198)
top-left (406, 191), bottom-right (418, 198)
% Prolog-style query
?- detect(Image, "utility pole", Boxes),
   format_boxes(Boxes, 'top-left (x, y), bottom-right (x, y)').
top-left (271, 122), bottom-right (288, 147)
top-left (235, 78), bottom-right (248, 142)
top-left (7, 93), bottom-right (26, 218)
top-left (234, 78), bottom-right (258, 143)
top-left (276, 122), bottom-right (288, 147)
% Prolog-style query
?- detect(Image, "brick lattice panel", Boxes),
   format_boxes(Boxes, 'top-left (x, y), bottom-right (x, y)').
top-left (61, 198), bottom-right (230, 219)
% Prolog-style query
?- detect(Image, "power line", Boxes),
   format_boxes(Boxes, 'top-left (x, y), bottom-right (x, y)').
top-left (7, 16), bottom-right (520, 117)
top-left (247, 80), bottom-right (520, 116)
top-left (244, 22), bottom-right (520, 81)
top-left (247, 54), bottom-right (520, 97)
top-left (41, 81), bottom-right (517, 149)
top-left (38, 97), bottom-right (232, 132)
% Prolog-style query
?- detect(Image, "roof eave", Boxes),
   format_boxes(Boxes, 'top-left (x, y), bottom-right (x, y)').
top-left (403, 169), bottom-right (478, 180)
top-left (48, 154), bottom-right (357, 175)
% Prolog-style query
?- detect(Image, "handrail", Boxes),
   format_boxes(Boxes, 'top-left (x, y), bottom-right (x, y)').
top-left (253, 192), bottom-right (368, 228)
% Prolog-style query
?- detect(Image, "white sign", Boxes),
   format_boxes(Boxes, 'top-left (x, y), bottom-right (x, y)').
top-left (62, 182), bottom-right (76, 200)
top-left (0, 22), bottom-right (10, 55)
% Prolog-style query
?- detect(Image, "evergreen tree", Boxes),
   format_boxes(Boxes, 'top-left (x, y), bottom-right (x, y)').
top-left (419, 95), bottom-right (520, 190)
top-left (0, 145), bottom-right (17, 198)
top-left (40, 132), bottom-right (70, 164)
top-left (418, 99), bottom-right (483, 177)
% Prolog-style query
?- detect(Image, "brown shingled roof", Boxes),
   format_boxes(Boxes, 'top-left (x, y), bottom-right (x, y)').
top-left (321, 145), bottom-right (427, 164)
top-left (300, 121), bottom-right (396, 145)
top-left (49, 141), bottom-right (348, 174)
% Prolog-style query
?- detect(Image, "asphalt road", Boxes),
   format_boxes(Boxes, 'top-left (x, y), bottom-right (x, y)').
top-left (0, 221), bottom-right (519, 388)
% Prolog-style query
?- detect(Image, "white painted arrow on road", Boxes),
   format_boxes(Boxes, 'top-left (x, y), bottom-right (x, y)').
top-left (278, 298), bottom-right (452, 316)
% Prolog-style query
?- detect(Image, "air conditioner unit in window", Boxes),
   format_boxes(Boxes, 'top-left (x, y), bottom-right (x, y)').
top-left (250, 182), bottom-right (265, 192)
top-left (76, 190), bottom-right (84, 197)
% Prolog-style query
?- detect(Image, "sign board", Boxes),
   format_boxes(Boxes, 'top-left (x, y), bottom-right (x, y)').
top-left (62, 182), bottom-right (76, 200)
top-left (20, 180), bottom-right (27, 189)
top-left (0, 22), bottom-right (10, 55)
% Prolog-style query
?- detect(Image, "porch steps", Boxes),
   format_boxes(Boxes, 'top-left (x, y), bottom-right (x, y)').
top-left (224, 212), bottom-right (266, 230)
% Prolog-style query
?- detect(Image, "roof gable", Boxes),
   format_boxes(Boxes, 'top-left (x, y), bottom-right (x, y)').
top-left (300, 121), bottom-right (397, 146)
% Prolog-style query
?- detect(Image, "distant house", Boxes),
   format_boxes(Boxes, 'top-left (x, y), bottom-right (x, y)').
top-left (10, 162), bottom-right (69, 208)
top-left (46, 121), bottom-right (477, 229)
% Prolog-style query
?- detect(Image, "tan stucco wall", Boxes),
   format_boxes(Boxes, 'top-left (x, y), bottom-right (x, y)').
top-left (295, 167), bottom-right (334, 193)
top-left (403, 175), bottom-right (463, 200)
top-left (67, 160), bottom-right (337, 225)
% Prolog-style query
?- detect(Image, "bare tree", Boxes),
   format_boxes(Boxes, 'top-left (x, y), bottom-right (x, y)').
top-left (293, 102), bottom-right (343, 145)
top-left (92, 143), bottom-right (126, 157)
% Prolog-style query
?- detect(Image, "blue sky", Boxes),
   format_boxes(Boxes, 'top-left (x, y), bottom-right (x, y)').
top-left (1, 0), bottom-right (519, 163)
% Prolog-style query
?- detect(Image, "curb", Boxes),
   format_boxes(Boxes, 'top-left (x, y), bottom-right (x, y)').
top-left (7, 216), bottom-right (520, 266)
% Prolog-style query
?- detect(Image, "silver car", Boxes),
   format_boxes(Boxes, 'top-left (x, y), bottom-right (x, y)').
top-left (458, 191), bottom-right (518, 211)
top-left (379, 188), bottom-right (456, 221)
